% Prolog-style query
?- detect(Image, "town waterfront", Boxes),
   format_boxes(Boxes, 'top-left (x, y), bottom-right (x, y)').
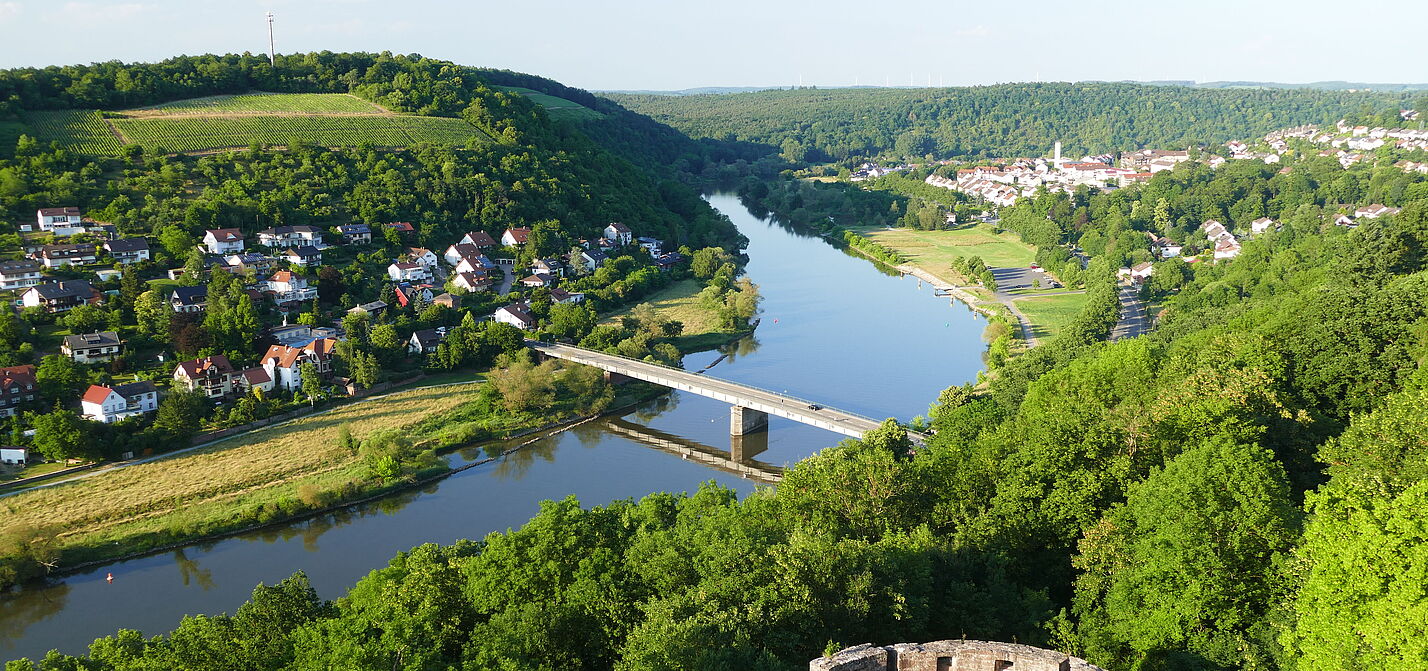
top-left (0, 192), bottom-right (989, 661)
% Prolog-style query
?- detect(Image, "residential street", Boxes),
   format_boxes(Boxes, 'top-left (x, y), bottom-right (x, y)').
top-left (1111, 284), bottom-right (1150, 340)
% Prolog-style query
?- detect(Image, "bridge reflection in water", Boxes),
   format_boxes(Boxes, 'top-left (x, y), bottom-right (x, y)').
top-left (602, 417), bottom-right (784, 485)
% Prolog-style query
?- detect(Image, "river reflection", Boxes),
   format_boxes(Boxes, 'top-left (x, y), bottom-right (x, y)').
top-left (1, 192), bottom-right (989, 662)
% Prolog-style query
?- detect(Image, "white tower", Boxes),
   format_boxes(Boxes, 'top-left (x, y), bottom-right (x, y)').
top-left (1053, 141), bottom-right (1062, 168)
top-left (266, 12), bottom-right (276, 67)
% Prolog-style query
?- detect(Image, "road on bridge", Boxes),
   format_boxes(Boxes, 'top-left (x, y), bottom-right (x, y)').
top-left (527, 341), bottom-right (919, 442)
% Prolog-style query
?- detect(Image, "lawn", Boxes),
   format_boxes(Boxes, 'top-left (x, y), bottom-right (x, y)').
top-left (1014, 292), bottom-right (1090, 341)
top-left (120, 92), bottom-right (386, 116)
top-left (0, 383), bottom-right (484, 558)
top-left (607, 279), bottom-right (720, 335)
top-left (496, 86), bottom-right (604, 121)
top-left (854, 224), bottom-right (1037, 270)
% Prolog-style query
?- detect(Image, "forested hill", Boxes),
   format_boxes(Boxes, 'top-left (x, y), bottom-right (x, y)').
top-left (0, 52), bottom-right (740, 248)
top-left (605, 83), bottom-right (1405, 162)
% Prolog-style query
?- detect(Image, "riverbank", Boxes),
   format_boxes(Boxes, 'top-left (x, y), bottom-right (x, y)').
top-left (0, 375), bottom-right (668, 590)
top-left (605, 277), bottom-right (757, 353)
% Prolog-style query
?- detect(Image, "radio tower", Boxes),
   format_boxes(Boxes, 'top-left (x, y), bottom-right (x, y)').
top-left (266, 12), bottom-right (276, 67)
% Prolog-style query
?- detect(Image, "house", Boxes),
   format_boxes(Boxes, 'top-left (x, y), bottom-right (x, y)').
top-left (36, 207), bottom-right (84, 236)
top-left (452, 271), bottom-right (492, 292)
top-left (494, 302), bottom-right (537, 330)
top-left (63, 331), bottom-right (123, 363)
top-left (336, 224), bottom-right (372, 244)
top-left (21, 280), bottom-right (99, 313)
top-left (1129, 262), bottom-right (1154, 283)
top-left (235, 367), bottom-right (275, 395)
top-left (81, 382), bottom-right (159, 423)
top-left (0, 260), bottom-right (44, 291)
top-left (259, 338), bottom-right (338, 392)
top-left (257, 225), bottom-right (323, 248)
top-left (269, 324), bottom-right (341, 348)
top-left (501, 227), bottom-right (531, 247)
top-left (521, 273), bottom-right (554, 288)
top-left (408, 327), bottom-right (447, 354)
top-left (655, 252), bottom-right (685, 271)
top-left (431, 292), bottom-right (461, 309)
top-left (263, 270), bottom-right (318, 303)
top-left (392, 282), bottom-right (434, 308)
top-left (36, 244), bottom-right (97, 269)
top-left (579, 249), bottom-right (608, 272)
top-left (1201, 220), bottom-right (1229, 241)
top-left (203, 229), bottom-right (246, 255)
top-left (103, 238), bottom-right (150, 265)
top-left (222, 252), bottom-right (278, 276)
top-left (530, 258), bottom-right (564, 277)
top-left (386, 222), bottom-right (416, 235)
top-left (169, 286), bottom-right (208, 313)
top-left (604, 222), bottom-right (633, 245)
top-left (0, 365), bottom-right (38, 418)
top-left (283, 245), bottom-right (323, 268)
top-left (347, 300), bottom-right (388, 317)
top-left (1214, 238), bottom-right (1242, 261)
top-left (405, 246), bottom-right (440, 269)
top-left (459, 231), bottom-right (497, 249)
top-left (1158, 243), bottom-right (1183, 259)
top-left (1334, 214), bottom-right (1358, 228)
top-left (550, 287), bottom-right (585, 304)
top-left (173, 355), bottom-right (236, 399)
top-left (636, 237), bottom-right (662, 255)
top-left (1, 446), bottom-right (28, 466)
top-left (1250, 217), bottom-right (1278, 235)
top-left (444, 243), bottom-right (483, 267)
top-left (1354, 204), bottom-right (1402, 219)
top-left (453, 255), bottom-right (494, 275)
top-left (387, 261), bottom-right (431, 283)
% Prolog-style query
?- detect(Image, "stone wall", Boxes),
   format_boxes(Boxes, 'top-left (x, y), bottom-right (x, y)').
top-left (811, 640), bottom-right (1108, 671)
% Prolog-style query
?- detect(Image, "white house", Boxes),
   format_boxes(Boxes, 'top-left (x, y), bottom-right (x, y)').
top-left (604, 222), bottom-right (632, 245)
top-left (172, 355), bottom-right (236, 399)
top-left (337, 224), bottom-right (372, 244)
top-left (263, 271), bottom-right (318, 302)
top-left (1355, 204), bottom-right (1402, 219)
top-left (550, 287), bottom-right (585, 304)
top-left (408, 328), bottom-right (447, 355)
top-left (62, 331), bottom-right (122, 363)
top-left (452, 271), bottom-right (492, 293)
top-left (636, 237), bottom-right (663, 255)
top-left (1129, 262), bottom-right (1154, 283)
top-left (1159, 243), bottom-right (1183, 259)
top-left (1214, 238), bottom-right (1242, 261)
top-left (21, 280), bottom-right (98, 313)
top-left (81, 381), bottom-right (158, 423)
top-left (256, 225), bottom-right (323, 248)
top-left (204, 229), bottom-right (246, 255)
top-left (459, 231), bottom-right (497, 249)
top-left (387, 261), bottom-right (431, 283)
top-left (530, 258), bottom-right (564, 277)
top-left (36, 244), bottom-right (97, 269)
top-left (444, 243), bottom-right (483, 267)
top-left (36, 207), bottom-right (84, 236)
top-left (0, 260), bottom-right (44, 291)
top-left (520, 273), bottom-right (554, 288)
top-left (103, 238), bottom-right (150, 265)
top-left (1250, 217), bottom-right (1278, 235)
top-left (494, 302), bottom-right (537, 330)
top-left (259, 338), bottom-right (338, 392)
top-left (169, 286), bottom-right (208, 313)
top-left (405, 247), bottom-right (440, 269)
top-left (579, 249), bottom-right (608, 272)
top-left (0, 446), bottom-right (28, 466)
top-left (283, 245), bottom-right (323, 268)
top-left (501, 227), bottom-right (531, 247)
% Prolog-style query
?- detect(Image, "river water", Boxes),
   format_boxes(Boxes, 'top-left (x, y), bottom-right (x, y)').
top-left (0, 193), bottom-right (988, 661)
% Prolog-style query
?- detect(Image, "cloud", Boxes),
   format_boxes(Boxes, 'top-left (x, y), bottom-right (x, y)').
top-left (59, 2), bottom-right (152, 21)
top-left (0, 2), bottom-right (21, 22)
top-left (954, 24), bottom-right (990, 38)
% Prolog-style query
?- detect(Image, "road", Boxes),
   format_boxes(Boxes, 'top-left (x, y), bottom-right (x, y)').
top-left (1110, 285), bottom-right (1150, 340)
top-left (528, 341), bottom-right (923, 442)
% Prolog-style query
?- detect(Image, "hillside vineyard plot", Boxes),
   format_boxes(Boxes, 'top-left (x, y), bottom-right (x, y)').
top-left (108, 115), bottom-right (491, 152)
top-left (23, 110), bottom-right (124, 155)
top-left (121, 92), bottom-right (387, 116)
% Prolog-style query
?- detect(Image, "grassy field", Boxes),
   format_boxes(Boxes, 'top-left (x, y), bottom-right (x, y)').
top-left (109, 114), bottom-right (490, 152)
top-left (120, 92), bottom-right (385, 116)
top-left (497, 86), bottom-right (604, 121)
top-left (22, 110), bottom-right (124, 155)
top-left (1013, 293), bottom-right (1090, 340)
top-left (606, 279), bottom-right (750, 351)
top-left (854, 224), bottom-right (1037, 269)
top-left (0, 383), bottom-right (483, 559)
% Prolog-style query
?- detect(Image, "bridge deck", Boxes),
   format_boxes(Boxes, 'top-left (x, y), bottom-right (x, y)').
top-left (529, 341), bottom-right (913, 441)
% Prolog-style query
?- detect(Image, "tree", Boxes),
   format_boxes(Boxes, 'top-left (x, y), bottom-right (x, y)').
top-left (549, 302), bottom-right (597, 340)
top-left (299, 362), bottom-right (322, 406)
top-left (352, 351), bottom-right (380, 389)
top-left (35, 354), bottom-right (85, 402)
top-left (370, 324), bottom-right (400, 355)
top-left (180, 248), bottom-right (205, 286)
top-left (30, 407), bottom-right (94, 461)
top-left (691, 247), bottom-right (733, 280)
top-left (486, 352), bottom-right (557, 412)
top-left (134, 289), bottom-right (171, 338)
top-left (152, 390), bottom-right (206, 442)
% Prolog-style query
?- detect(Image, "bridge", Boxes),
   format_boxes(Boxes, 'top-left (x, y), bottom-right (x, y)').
top-left (603, 417), bottom-right (784, 485)
top-left (527, 341), bottom-right (923, 443)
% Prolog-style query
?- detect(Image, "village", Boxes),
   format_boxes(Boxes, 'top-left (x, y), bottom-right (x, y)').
top-left (0, 210), bottom-right (693, 476)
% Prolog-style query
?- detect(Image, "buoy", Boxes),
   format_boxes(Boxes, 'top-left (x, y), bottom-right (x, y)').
top-left (106, 572), bottom-right (113, 584)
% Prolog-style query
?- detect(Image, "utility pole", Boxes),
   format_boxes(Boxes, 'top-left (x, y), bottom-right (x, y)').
top-left (266, 11), bottom-right (276, 67)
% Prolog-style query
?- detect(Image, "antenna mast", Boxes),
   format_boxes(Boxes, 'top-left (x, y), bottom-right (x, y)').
top-left (266, 11), bottom-right (276, 67)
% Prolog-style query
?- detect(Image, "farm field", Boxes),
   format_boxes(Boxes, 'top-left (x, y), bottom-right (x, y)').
top-left (108, 114), bottom-right (491, 152)
top-left (853, 224), bottom-right (1037, 269)
top-left (21, 110), bottom-right (124, 155)
top-left (497, 85), bottom-right (604, 121)
top-left (1013, 292), bottom-right (1090, 340)
top-left (120, 92), bottom-right (386, 116)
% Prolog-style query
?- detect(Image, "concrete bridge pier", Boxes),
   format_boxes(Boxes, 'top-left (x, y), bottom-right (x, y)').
top-left (730, 405), bottom-right (768, 436)
top-left (730, 429), bottom-right (768, 462)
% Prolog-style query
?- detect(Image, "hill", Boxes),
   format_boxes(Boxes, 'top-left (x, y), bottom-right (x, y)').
top-left (604, 82), bottom-right (1408, 162)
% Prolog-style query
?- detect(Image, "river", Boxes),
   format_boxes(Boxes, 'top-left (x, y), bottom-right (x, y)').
top-left (0, 193), bottom-right (988, 661)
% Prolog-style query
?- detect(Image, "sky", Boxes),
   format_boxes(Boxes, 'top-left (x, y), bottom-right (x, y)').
top-left (0, 0), bottom-right (1425, 91)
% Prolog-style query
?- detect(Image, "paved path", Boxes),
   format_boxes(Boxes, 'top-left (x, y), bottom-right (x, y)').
top-left (1110, 285), bottom-right (1150, 340)
top-left (529, 341), bottom-right (923, 442)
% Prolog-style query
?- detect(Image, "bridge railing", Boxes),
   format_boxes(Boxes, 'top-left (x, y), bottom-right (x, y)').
top-left (526, 340), bottom-right (892, 427)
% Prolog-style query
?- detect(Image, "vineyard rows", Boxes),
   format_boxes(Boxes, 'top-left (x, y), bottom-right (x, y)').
top-left (22, 110), bottom-right (124, 155)
top-left (121, 93), bottom-right (385, 116)
top-left (109, 115), bottom-right (491, 152)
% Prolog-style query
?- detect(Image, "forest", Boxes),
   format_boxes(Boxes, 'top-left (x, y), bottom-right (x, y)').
top-left (606, 83), bottom-right (1411, 164)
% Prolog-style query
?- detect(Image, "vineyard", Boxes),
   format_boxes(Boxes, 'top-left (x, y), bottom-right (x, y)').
top-left (108, 115), bottom-right (492, 152)
top-left (496, 86), bottom-right (604, 121)
top-left (120, 92), bottom-right (386, 117)
top-left (22, 110), bottom-right (124, 155)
